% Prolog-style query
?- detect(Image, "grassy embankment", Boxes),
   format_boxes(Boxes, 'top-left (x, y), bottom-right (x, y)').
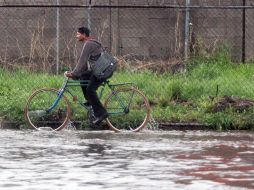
top-left (1, 50), bottom-right (254, 130)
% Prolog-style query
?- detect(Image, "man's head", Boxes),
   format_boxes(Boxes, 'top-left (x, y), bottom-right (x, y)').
top-left (76, 27), bottom-right (90, 41)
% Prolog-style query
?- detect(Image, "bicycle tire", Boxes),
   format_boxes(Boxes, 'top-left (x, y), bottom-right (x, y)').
top-left (104, 87), bottom-right (150, 132)
top-left (24, 88), bottom-right (71, 131)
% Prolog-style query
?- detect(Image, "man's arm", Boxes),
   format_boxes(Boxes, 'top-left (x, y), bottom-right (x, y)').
top-left (71, 42), bottom-right (92, 78)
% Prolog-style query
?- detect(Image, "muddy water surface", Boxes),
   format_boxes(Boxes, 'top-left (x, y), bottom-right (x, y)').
top-left (0, 129), bottom-right (253, 190)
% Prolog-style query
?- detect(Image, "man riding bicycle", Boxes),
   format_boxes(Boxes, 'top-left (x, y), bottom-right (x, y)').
top-left (65, 27), bottom-right (109, 125)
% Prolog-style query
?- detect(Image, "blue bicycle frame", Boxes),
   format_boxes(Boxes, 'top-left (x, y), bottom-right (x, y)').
top-left (47, 77), bottom-right (135, 115)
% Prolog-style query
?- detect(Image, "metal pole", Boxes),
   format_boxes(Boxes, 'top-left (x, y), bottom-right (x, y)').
top-left (242, 0), bottom-right (246, 63)
top-left (184, 0), bottom-right (190, 60)
top-left (56, 0), bottom-right (59, 74)
top-left (109, 0), bottom-right (112, 52)
top-left (88, 0), bottom-right (91, 31)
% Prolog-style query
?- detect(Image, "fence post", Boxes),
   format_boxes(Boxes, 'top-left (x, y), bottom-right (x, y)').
top-left (242, 0), bottom-right (246, 63)
top-left (88, 0), bottom-right (92, 31)
top-left (56, 0), bottom-right (60, 75)
top-left (184, 0), bottom-right (190, 61)
top-left (110, 0), bottom-right (119, 56)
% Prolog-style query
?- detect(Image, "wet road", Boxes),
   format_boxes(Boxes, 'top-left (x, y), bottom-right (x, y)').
top-left (0, 129), bottom-right (253, 190)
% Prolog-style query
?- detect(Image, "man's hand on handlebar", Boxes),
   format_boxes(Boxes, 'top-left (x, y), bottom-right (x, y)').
top-left (64, 71), bottom-right (78, 80)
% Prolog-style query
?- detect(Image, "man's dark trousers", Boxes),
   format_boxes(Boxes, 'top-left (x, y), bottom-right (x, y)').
top-left (80, 71), bottom-right (107, 117)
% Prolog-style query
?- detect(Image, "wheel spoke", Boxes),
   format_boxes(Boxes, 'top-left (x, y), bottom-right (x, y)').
top-left (25, 88), bottom-right (71, 131)
top-left (105, 87), bottom-right (150, 132)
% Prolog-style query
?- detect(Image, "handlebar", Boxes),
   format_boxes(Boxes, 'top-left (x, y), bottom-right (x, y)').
top-left (64, 71), bottom-right (69, 79)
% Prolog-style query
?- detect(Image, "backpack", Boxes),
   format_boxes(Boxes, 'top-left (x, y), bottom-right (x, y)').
top-left (89, 40), bottom-right (117, 80)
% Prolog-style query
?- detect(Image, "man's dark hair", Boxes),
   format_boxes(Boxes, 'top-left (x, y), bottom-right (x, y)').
top-left (78, 27), bottom-right (90, 36)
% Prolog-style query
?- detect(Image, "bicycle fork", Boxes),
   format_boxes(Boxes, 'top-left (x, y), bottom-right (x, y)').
top-left (46, 88), bottom-right (65, 113)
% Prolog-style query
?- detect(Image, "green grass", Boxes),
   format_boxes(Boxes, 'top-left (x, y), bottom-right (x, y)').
top-left (1, 51), bottom-right (254, 130)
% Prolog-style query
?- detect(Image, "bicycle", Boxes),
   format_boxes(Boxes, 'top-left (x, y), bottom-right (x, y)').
top-left (24, 74), bottom-right (151, 132)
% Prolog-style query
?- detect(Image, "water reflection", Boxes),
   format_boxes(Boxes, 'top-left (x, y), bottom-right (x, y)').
top-left (178, 144), bottom-right (254, 189)
top-left (0, 129), bottom-right (253, 189)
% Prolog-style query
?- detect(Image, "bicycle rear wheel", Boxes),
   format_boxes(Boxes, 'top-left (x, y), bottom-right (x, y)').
top-left (24, 88), bottom-right (71, 131)
top-left (104, 87), bottom-right (150, 132)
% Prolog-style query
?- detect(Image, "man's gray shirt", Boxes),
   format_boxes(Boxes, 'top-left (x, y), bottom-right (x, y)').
top-left (72, 40), bottom-right (103, 77)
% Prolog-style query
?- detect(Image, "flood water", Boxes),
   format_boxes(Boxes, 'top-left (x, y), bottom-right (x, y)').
top-left (0, 129), bottom-right (253, 190)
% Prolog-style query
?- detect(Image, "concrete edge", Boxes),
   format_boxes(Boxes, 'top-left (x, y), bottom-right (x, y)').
top-left (158, 122), bottom-right (214, 130)
top-left (0, 120), bottom-right (214, 130)
top-left (0, 121), bottom-right (22, 130)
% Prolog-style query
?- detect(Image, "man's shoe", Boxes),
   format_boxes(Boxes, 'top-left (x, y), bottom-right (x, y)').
top-left (92, 112), bottom-right (109, 125)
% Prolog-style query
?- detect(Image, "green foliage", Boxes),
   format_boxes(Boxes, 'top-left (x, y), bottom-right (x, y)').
top-left (1, 49), bottom-right (254, 130)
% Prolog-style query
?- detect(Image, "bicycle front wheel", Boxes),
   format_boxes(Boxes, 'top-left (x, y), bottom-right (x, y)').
top-left (24, 88), bottom-right (71, 131)
top-left (104, 87), bottom-right (150, 132)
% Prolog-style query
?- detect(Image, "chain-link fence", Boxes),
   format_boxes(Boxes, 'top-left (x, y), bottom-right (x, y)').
top-left (1, 1), bottom-right (254, 129)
